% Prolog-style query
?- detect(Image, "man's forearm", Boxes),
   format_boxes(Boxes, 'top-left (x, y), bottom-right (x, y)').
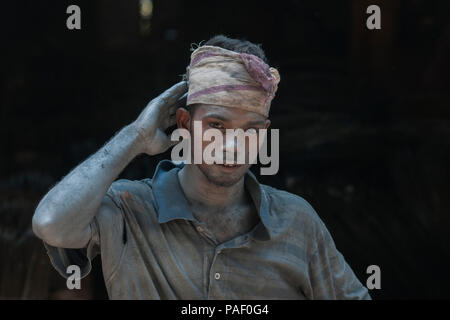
top-left (32, 81), bottom-right (187, 247)
top-left (32, 123), bottom-right (144, 246)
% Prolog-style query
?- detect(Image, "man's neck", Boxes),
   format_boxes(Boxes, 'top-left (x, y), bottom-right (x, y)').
top-left (177, 164), bottom-right (246, 210)
top-left (177, 164), bottom-right (259, 244)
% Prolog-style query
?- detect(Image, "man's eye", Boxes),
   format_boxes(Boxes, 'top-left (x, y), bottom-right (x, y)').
top-left (210, 122), bottom-right (224, 129)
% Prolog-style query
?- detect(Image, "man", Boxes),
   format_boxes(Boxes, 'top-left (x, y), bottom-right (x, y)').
top-left (32, 35), bottom-right (371, 300)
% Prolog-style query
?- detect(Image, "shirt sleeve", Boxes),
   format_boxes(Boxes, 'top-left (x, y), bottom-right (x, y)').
top-left (308, 221), bottom-right (372, 300)
top-left (43, 218), bottom-right (100, 280)
top-left (43, 187), bottom-right (124, 280)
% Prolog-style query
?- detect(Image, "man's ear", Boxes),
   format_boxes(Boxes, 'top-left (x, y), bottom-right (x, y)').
top-left (176, 107), bottom-right (191, 130)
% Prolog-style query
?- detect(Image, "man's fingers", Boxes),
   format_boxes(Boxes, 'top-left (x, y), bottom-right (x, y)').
top-left (167, 103), bottom-right (179, 116)
top-left (176, 92), bottom-right (188, 106)
top-left (165, 114), bottom-right (177, 128)
top-left (165, 92), bottom-right (187, 116)
top-left (156, 81), bottom-right (188, 107)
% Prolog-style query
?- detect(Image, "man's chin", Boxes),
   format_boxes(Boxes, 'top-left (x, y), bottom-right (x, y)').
top-left (198, 163), bottom-right (248, 187)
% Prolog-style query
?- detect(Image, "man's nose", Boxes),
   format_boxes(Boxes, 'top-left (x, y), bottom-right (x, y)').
top-left (222, 132), bottom-right (247, 163)
top-left (222, 134), bottom-right (237, 162)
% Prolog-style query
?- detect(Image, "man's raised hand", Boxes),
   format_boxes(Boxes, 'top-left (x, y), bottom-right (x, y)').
top-left (132, 81), bottom-right (188, 156)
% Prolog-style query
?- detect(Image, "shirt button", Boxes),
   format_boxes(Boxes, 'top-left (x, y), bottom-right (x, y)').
top-left (214, 272), bottom-right (221, 280)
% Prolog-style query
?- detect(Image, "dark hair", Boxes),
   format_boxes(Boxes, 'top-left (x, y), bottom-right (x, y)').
top-left (184, 35), bottom-right (268, 115)
top-left (202, 34), bottom-right (268, 63)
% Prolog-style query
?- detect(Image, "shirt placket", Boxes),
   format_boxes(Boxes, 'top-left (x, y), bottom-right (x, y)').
top-left (192, 221), bottom-right (219, 298)
top-left (202, 230), bottom-right (252, 299)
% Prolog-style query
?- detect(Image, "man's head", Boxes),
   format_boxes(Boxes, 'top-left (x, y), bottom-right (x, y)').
top-left (176, 35), bottom-right (279, 187)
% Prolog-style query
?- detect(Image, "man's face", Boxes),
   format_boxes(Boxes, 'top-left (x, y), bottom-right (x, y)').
top-left (179, 104), bottom-right (270, 187)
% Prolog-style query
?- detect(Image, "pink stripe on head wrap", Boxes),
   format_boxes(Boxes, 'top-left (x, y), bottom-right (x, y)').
top-left (185, 45), bottom-right (280, 117)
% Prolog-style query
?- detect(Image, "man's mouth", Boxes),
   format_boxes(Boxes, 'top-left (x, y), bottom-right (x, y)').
top-left (216, 163), bottom-right (241, 169)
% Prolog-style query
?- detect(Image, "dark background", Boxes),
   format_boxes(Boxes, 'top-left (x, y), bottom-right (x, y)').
top-left (1, 0), bottom-right (449, 299)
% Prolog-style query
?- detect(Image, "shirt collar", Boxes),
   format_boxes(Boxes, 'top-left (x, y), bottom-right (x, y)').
top-left (151, 160), bottom-right (275, 241)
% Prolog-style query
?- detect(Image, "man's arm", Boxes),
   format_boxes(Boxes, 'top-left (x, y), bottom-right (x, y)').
top-left (32, 81), bottom-right (187, 248)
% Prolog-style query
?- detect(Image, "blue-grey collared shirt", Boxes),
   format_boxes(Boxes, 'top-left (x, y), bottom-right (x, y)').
top-left (44, 160), bottom-right (371, 300)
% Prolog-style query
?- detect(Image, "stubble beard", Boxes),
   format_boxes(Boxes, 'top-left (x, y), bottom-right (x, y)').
top-left (197, 164), bottom-right (249, 187)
